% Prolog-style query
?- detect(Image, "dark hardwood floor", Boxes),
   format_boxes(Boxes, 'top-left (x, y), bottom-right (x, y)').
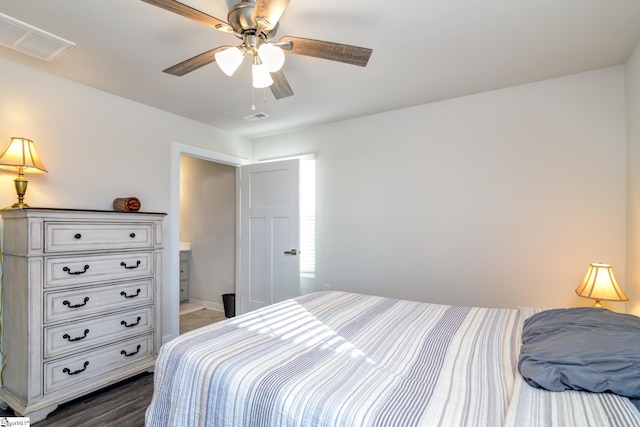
top-left (0, 308), bottom-right (225, 426)
top-left (35, 372), bottom-right (154, 427)
top-left (0, 372), bottom-right (154, 427)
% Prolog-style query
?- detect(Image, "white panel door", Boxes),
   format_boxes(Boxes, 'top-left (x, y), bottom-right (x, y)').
top-left (238, 159), bottom-right (300, 314)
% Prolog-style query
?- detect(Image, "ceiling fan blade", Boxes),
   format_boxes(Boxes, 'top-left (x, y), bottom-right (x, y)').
top-left (141, 0), bottom-right (233, 32)
top-left (252, 0), bottom-right (291, 32)
top-left (163, 46), bottom-right (231, 76)
top-left (279, 36), bottom-right (372, 67)
top-left (269, 69), bottom-right (294, 99)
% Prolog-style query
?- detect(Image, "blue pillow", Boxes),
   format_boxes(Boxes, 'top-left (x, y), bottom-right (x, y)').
top-left (519, 307), bottom-right (640, 400)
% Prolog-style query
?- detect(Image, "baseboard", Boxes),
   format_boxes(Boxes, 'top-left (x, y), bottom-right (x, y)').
top-left (187, 298), bottom-right (223, 313)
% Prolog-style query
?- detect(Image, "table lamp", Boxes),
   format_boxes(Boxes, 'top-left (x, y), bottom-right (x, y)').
top-left (0, 137), bottom-right (48, 208)
top-left (575, 263), bottom-right (628, 307)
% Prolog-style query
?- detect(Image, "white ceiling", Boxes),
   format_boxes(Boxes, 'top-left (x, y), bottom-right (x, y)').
top-left (1, 0), bottom-right (640, 139)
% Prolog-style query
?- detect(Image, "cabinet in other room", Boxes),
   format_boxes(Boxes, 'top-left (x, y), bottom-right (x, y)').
top-left (180, 249), bottom-right (190, 302)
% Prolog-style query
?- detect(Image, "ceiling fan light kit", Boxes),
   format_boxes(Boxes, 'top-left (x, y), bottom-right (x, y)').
top-left (214, 32), bottom-right (286, 87)
top-left (142, 0), bottom-right (373, 100)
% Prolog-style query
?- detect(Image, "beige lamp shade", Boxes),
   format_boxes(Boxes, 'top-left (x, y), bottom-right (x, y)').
top-left (0, 137), bottom-right (48, 173)
top-left (575, 263), bottom-right (628, 307)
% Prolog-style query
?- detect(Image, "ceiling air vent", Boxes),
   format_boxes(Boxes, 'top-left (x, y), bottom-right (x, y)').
top-left (0, 12), bottom-right (75, 62)
top-left (242, 112), bottom-right (270, 122)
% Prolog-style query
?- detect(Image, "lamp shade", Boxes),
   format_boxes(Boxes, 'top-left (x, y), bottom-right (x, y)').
top-left (575, 263), bottom-right (628, 306)
top-left (0, 137), bottom-right (47, 173)
top-left (215, 47), bottom-right (244, 76)
top-left (257, 43), bottom-right (285, 72)
top-left (252, 63), bottom-right (273, 88)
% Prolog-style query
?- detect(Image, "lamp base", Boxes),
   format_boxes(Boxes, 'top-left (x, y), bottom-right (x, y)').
top-left (13, 173), bottom-right (29, 208)
top-left (592, 300), bottom-right (603, 308)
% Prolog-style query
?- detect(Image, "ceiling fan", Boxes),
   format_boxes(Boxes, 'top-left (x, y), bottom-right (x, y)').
top-left (141, 0), bottom-right (373, 100)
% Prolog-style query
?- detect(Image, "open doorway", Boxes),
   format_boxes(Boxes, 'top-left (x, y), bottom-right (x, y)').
top-left (178, 155), bottom-right (236, 333)
top-left (167, 142), bottom-right (248, 343)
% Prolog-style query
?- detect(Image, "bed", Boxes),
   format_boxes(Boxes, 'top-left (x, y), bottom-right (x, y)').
top-left (145, 291), bottom-right (640, 426)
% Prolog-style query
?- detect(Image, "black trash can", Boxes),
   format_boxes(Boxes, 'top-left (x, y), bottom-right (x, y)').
top-left (222, 293), bottom-right (236, 318)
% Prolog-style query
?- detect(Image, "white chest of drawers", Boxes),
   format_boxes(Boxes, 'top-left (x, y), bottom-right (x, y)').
top-left (0, 208), bottom-right (165, 422)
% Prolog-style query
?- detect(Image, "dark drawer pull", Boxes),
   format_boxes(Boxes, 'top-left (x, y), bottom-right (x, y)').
top-left (121, 345), bottom-right (142, 357)
top-left (63, 265), bottom-right (89, 275)
top-left (129, 233), bottom-right (136, 238)
top-left (63, 361), bottom-right (89, 376)
top-left (120, 260), bottom-right (141, 270)
top-left (74, 233), bottom-right (82, 239)
top-left (63, 297), bottom-right (90, 308)
top-left (63, 329), bottom-right (90, 342)
top-left (120, 288), bottom-right (141, 299)
top-left (121, 316), bottom-right (142, 328)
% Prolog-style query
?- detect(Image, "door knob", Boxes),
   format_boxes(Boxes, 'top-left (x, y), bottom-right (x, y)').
top-left (284, 249), bottom-right (298, 255)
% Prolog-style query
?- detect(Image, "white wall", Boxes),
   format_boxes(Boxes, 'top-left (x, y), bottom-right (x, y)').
top-left (0, 58), bottom-right (251, 341)
top-left (0, 55), bottom-right (632, 327)
top-left (180, 156), bottom-right (236, 309)
top-left (253, 66), bottom-right (627, 310)
top-left (626, 41), bottom-right (640, 315)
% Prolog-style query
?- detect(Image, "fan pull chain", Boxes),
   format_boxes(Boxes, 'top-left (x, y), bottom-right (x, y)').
top-left (251, 87), bottom-right (269, 111)
top-left (252, 87), bottom-right (256, 111)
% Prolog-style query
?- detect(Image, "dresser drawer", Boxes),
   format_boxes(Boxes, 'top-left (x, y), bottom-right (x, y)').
top-left (44, 307), bottom-right (153, 358)
top-left (44, 333), bottom-right (154, 394)
top-left (45, 222), bottom-right (154, 253)
top-left (44, 279), bottom-right (153, 323)
top-left (45, 251), bottom-right (153, 288)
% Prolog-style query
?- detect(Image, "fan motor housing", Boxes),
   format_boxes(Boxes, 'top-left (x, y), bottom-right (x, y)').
top-left (228, 0), bottom-right (277, 37)
top-left (228, 1), bottom-right (255, 31)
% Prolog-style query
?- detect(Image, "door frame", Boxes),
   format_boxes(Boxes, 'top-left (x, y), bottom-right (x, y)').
top-left (168, 142), bottom-right (249, 343)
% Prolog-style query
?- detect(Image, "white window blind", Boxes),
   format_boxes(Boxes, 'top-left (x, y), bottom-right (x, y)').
top-left (300, 159), bottom-right (316, 274)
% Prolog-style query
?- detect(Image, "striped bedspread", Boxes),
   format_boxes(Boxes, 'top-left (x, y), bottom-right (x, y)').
top-left (505, 373), bottom-right (640, 427)
top-left (146, 291), bottom-right (520, 427)
top-left (146, 293), bottom-right (640, 426)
